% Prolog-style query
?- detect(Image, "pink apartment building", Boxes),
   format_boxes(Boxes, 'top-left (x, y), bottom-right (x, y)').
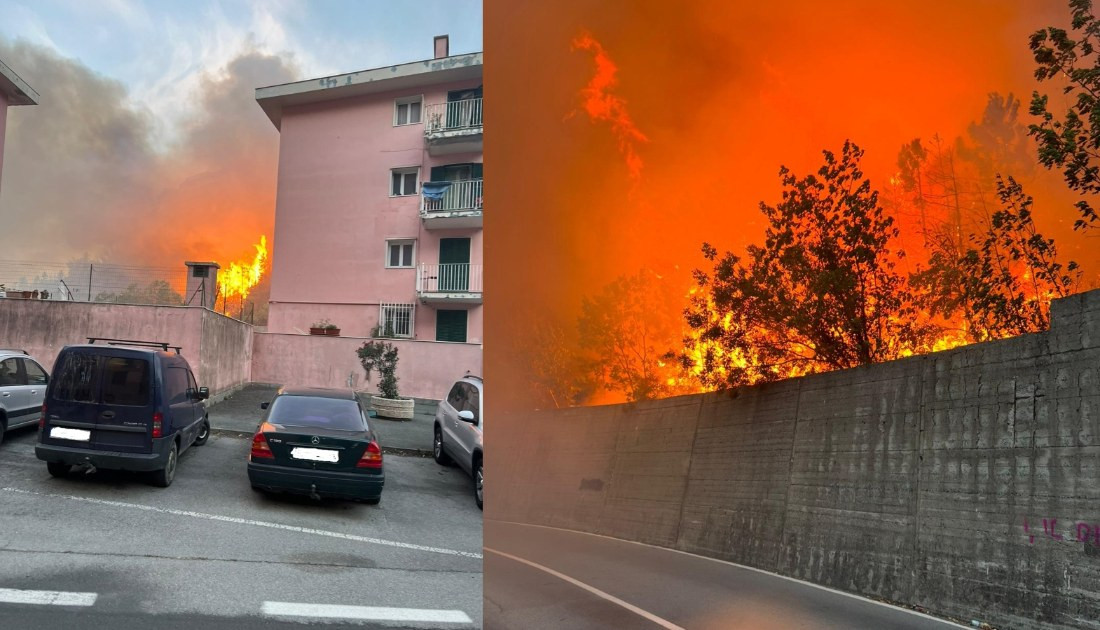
top-left (0, 57), bottom-right (38, 195)
top-left (255, 37), bottom-right (483, 372)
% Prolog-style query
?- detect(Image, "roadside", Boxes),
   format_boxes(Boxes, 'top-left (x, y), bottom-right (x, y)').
top-left (206, 383), bottom-right (440, 456)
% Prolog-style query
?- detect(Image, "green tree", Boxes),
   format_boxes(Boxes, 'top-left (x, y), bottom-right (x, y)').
top-left (1029, 0), bottom-right (1100, 230)
top-left (682, 142), bottom-right (929, 389)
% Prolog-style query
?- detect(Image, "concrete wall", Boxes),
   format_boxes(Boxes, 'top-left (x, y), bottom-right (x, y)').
top-left (491, 289), bottom-right (1100, 630)
top-left (0, 299), bottom-right (251, 397)
top-left (251, 331), bottom-right (481, 399)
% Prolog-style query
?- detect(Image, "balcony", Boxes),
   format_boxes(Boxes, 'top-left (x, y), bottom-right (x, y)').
top-left (424, 98), bottom-right (483, 155)
top-left (416, 263), bottom-right (483, 304)
top-left (421, 179), bottom-right (483, 229)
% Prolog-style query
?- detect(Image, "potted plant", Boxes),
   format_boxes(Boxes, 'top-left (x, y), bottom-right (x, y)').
top-left (310, 319), bottom-right (341, 336)
top-left (357, 340), bottom-right (414, 419)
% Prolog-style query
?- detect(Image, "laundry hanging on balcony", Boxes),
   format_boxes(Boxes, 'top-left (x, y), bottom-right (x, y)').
top-left (421, 181), bottom-right (453, 200)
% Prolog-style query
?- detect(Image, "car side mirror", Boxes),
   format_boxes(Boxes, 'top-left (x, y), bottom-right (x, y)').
top-left (457, 410), bottom-right (476, 423)
top-left (260, 402), bottom-right (269, 410)
top-left (197, 387), bottom-right (210, 400)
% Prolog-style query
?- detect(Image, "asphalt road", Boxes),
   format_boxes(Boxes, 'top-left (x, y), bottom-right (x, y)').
top-left (484, 520), bottom-right (968, 630)
top-left (0, 425), bottom-right (482, 629)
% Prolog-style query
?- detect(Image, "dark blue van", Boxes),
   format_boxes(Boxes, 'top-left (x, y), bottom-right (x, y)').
top-left (35, 338), bottom-right (211, 487)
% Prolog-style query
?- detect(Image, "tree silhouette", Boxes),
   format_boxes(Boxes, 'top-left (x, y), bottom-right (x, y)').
top-left (1029, 0), bottom-right (1100, 230)
top-left (682, 142), bottom-right (929, 388)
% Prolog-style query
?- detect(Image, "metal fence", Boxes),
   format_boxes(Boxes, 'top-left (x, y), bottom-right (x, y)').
top-left (0, 259), bottom-right (263, 323)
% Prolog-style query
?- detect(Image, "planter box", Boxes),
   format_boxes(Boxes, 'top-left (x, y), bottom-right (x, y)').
top-left (309, 328), bottom-right (341, 336)
top-left (371, 395), bottom-right (414, 420)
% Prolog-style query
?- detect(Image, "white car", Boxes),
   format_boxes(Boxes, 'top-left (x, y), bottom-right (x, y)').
top-left (0, 349), bottom-right (49, 447)
top-left (433, 375), bottom-right (483, 510)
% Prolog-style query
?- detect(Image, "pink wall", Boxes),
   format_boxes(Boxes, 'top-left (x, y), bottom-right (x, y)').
top-left (267, 78), bottom-right (482, 343)
top-left (0, 300), bottom-right (252, 398)
top-left (0, 89), bottom-right (8, 194)
top-left (251, 332), bottom-right (482, 399)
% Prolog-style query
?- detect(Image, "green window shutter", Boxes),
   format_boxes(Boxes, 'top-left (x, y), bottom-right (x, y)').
top-left (471, 162), bottom-right (483, 179)
top-left (436, 310), bottom-right (468, 343)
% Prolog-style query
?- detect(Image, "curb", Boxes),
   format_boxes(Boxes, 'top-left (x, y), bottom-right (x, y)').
top-left (210, 428), bottom-right (433, 457)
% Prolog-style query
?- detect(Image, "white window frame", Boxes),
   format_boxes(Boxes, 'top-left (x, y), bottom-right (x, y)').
top-left (393, 95), bottom-right (423, 126)
top-left (385, 239), bottom-right (416, 269)
top-left (390, 167), bottom-right (420, 197)
top-left (378, 302), bottom-right (415, 338)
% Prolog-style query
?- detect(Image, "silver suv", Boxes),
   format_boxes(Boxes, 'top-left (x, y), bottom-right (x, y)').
top-left (433, 375), bottom-right (483, 510)
top-left (0, 349), bottom-right (49, 447)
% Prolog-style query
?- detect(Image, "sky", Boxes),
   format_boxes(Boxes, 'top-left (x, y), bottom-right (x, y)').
top-left (0, 0), bottom-right (482, 269)
top-left (485, 0), bottom-right (1093, 410)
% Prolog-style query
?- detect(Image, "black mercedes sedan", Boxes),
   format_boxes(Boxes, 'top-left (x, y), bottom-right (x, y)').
top-left (247, 387), bottom-right (384, 504)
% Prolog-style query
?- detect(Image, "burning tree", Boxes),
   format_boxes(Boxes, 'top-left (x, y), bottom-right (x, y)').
top-left (1029, 0), bottom-right (1100, 231)
top-left (681, 142), bottom-right (930, 389)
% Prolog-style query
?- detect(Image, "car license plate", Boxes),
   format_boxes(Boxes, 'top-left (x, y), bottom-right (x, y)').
top-left (50, 427), bottom-right (91, 442)
top-left (290, 447), bottom-right (339, 463)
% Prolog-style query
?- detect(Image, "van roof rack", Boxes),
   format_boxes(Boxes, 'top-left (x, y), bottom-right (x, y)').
top-left (86, 338), bottom-right (181, 353)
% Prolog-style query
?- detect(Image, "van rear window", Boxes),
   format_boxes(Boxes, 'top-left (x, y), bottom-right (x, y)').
top-left (53, 353), bottom-right (99, 403)
top-left (101, 357), bottom-right (151, 406)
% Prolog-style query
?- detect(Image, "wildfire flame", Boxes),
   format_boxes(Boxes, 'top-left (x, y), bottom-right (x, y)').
top-left (571, 32), bottom-right (648, 182)
top-left (218, 235), bottom-right (268, 300)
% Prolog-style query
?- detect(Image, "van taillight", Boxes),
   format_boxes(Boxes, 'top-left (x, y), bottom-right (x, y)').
top-left (250, 432), bottom-right (274, 460)
top-left (152, 412), bottom-right (163, 438)
top-left (357, 441), bottom-right (383, 468)
top-left (38, 404), bottom-right (46, 430)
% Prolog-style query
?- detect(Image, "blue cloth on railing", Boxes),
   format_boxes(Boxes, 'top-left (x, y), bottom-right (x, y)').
top-left (421, 181), bottom-right (453, 200)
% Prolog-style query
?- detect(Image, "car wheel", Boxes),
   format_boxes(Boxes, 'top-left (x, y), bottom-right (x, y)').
top-left (0, 420), bottom-right (6, 448)
top-left (433, 425), bottom-right (451, 465)
top-left (151, 443), bottom-right (178, 488)
top-left (46, 461), bottom-right (69, 478)
top-left (475, 457), bottom-right (483, 511)
top-left (194, 418), bottom-right (210, 446)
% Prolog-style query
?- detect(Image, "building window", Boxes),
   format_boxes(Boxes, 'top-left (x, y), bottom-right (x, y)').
top-left (192, 266), bottom-right (208, 278)
top-left (386, 239), bottom-right (415, 268)
top-left (391, 167), bottom-right (419, 196)
top-left (378, 302), bottom-right (415, 338)
top-left (436, 309), bottom-right (468, 343)
top-left (394, 96), bottom-right (422, 126)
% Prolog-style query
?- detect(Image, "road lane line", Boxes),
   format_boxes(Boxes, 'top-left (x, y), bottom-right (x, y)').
top-left (488, 519), bottom-right (970, 629)
top-left (0, 588), bottom-right (97, 606)
top-left (0, 487), bottom-right (482, 559)
top-left (484, 547), bottom-right (686, 630)
top-left (263, 601), bottom-right (472, 623)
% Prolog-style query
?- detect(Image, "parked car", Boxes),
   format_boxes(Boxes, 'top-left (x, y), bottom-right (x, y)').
top-left (0, 349), bottom-right (50, 447)
top-left (433, 374), bottom-right (483, 509)
top-left (35, 338), bottom-right (210, 487)
top-left (247, 387), bottom-right (384, 504)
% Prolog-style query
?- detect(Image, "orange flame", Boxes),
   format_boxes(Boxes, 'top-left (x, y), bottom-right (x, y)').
top-left (218, 235), bottom-right (268, 300)
top-left (571, 32), bottom-right (648, 182)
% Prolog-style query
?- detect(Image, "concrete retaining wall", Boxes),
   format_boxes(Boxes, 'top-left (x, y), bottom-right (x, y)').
top-left (490, 290), bottom-right (1100, 629)
top-left (250, 332), bottom-right (481, 400)
top-left (0, 299), bottom-right (251, 397)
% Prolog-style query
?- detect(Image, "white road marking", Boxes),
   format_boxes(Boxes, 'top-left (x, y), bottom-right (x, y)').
top-left (0, 487), bottom-right (482, 559)
top-left (0, 588), bottom-right (97, 606)
top-left (485, 547), bottom-right (686, 630)
top-left (488, 519), bottom-right (971, 629)
top-left (263, 601), bottom-right (473, 624)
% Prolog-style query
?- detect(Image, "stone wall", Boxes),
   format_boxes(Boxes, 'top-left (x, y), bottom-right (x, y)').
top-left (490, 290), bottom-right (1100, 629)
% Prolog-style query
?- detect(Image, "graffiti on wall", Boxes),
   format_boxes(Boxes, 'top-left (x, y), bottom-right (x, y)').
top-left (1024, 518), bottom-right (1100, 544)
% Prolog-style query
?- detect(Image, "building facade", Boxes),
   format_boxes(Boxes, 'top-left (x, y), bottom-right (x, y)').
top-left (0, 57), bottom-right (38, 196)
top-left (255, 37), bottom-right (483, 367)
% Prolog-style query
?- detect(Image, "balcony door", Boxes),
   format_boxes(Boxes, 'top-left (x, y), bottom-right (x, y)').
top-left (446, 86), bottom-right (483, 129)
top-left (439, 238), bottom-right (471, 292)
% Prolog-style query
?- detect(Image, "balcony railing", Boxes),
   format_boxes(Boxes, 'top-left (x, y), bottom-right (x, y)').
top-left (417, 263), bottom-right (483, 294)
top-left (422, 179), bottom-right (483, 213)
top-left (424, 98), bottom-right (483, 135)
